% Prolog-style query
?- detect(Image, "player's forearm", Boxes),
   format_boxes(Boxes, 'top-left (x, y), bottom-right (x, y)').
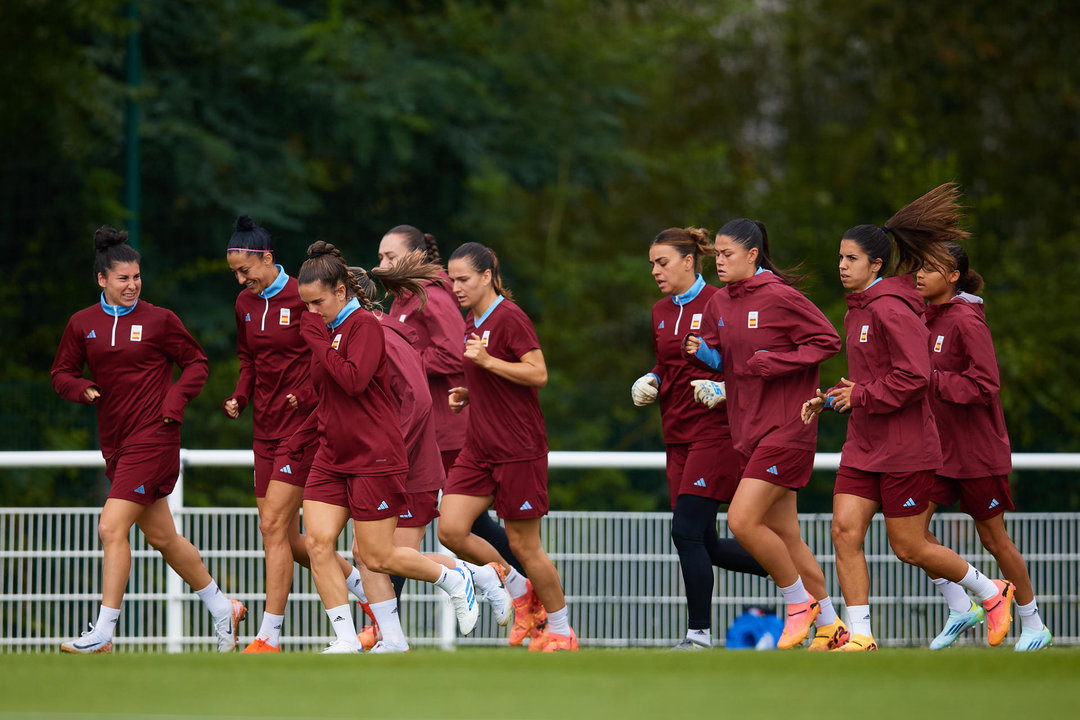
top-left (482, 357), bottom-right (547, 388)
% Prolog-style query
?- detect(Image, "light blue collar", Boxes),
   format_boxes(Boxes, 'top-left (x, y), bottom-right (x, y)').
top-left (754, 266), bottom-right (772, 276)
top-left (867, 277), bottom-right (882, 290)
top-left (474, 295), bottom-right (505, 327)
top-left (328, 297), bottom-right (361, 331)
top-left (258, 265), bottom-right (288, 299)
top-left (672, 274), bottom-right (706, 306)
top-left (100, 292), bottom-right (137, 317)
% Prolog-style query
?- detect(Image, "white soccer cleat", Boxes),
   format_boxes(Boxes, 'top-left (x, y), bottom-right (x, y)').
top-left (321, 638), bottom-right (363, 654)
top-left (446, 566), bottom-right (479, 635)
top-left (60, 625), bottom-right (113, 654)
top-left (369, 638), bottom-right (410, 654)
top-left (690, 379), bottom-right (726, 409)
top-left (929, 602), bottom-right (984, 650)
top-left (214, 599), bottom-right (248, 653)
top-left (473, 562), bottom-right (514, 627)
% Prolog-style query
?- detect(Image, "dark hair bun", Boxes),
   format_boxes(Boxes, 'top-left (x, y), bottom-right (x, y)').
top-left (235, 214), bottom-right (256, 232)
top-left (93, 226), bottom-right (129, 252)
top-left (306, 240), bottom-right (341, 260)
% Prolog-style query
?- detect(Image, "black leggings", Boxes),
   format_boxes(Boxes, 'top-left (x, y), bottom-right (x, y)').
top-left (389, 510), bottom-right (528, 604)
top-left (671, 494), bottom-right (767, 630)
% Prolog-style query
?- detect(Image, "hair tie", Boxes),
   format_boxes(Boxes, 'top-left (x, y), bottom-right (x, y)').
top-left (308, 251), bottom-right (325, 260)
top-left (879, 225), bottom-right (891, 235)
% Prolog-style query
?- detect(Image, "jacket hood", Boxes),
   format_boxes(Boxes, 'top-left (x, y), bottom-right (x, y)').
top-left (726, 269), bottom-right (783, 299)
top-left (378, 313), bottom-right (419, 344)
top-left (846, 275), bottom-right (924, 315)
top-left (925, 291), bottom-right (986, 322)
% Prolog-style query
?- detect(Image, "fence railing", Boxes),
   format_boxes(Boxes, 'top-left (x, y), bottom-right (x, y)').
top-left (2, 451), bottom-right (1078, 652)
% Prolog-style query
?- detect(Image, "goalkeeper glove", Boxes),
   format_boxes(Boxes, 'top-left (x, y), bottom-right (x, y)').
top-left (690, 379), bottom-right (726, 409)
top-left (631, 374), bottom-right (660, 406)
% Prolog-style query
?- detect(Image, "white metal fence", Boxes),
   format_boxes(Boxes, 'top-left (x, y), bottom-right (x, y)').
top-left (2, 451), bottom-right (1078, 652)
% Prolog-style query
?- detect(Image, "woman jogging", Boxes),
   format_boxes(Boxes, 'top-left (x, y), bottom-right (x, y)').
top-left (378, 226), bottom-right (543, 646)
top-left (295, 241), bottom-right (480, 653)
top-left (52, 226), bottom-right (245, 653)
top-left (632, 226), bottom-right (766, 650)
top-left (222, 215), bottom-right (368, 653)
top-left (915, 243), bottom-right (1050, 651)
top-left (683, 219), bottom-right (846, 651)
top-left (435, 242), bottom-right (577, 651)
top-left (802, 183), bottom-right (1015, 651)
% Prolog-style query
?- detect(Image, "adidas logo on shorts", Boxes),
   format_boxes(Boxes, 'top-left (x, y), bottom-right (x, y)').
top-left (766, 465), bottom-right (778, 475)
top-left (903, 498), bottom-right (916, 508)
top-left (694, 478), bottom-right (706, 487)
top-left (400, 510), bottom-right (413, 519)
top-left (134, 485), bottom-right (146, 495)
top-left (519, 500), bottom-right (533, 511)
top-left (988, 498), bottom-right (1000, 510)
top-left (377, 501), bottom-right (389, 511)
top-left (279, 464), bottom-right (292, 475)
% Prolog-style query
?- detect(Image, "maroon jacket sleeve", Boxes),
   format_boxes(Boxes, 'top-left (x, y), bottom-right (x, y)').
top-left (51, 317), bottom-right (97, 403)
top-left (228, 303), bottom-right (255, 416)
top-left (282, 407), bottom-right (319, 457)
top-left (934, 314), bottom-right (1000, 407)
top-left (745, 293), bottom-right (840, 378)
top-left (302, 312), bottom-right (383, 400)
top-left (416, 290), bottom-right (465, 377)
top-left (648, 305), bottom-right (665, 382)
top-left (160, 310), bottom-right (209, 423)
top-left (849, 304), bottom-right (931, 414)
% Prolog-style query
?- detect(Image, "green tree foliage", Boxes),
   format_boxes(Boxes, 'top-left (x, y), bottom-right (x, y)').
top-left (2, 1), bottom-right (1077, 510)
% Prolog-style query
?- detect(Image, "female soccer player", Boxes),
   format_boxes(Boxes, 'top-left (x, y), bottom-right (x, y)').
top-left (296, 241), bottom-right (479, 653)
top-left (222, 215), bottom-right (368, 653)
top-left (915, 243), bottom-right (1051, 651)
top-left (343, 261), bottom-right (511, 653)
top-left (52, 226), bottom-right (245, 653)
top-left (436, 242), bottom-right (578, 651)
top-left (631, 226), bottom-right (766, 650)
top-left (378, 226), bottom-right (542, 645)
top-left (683, 219), bottom-right (846, 651)
top-left (802, 183), bottom-right (1015, 651)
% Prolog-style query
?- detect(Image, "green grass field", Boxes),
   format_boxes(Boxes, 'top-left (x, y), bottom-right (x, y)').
top-left (1, 647), bottom-right (1078, 719)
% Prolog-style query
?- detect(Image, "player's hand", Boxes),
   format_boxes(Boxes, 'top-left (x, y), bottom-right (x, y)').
top-left (826, 377), bottom-right (856, 414)
top-left (286, 393), bottom-right (299, 410)
top-left (299, 311), bottom-right (330, 345)
top-left (448, 386), bottom-right (470, 413)
top-left (223, 398), bottom-right (240, 418)
top-left (690, 379), bottom-right (726, 409)
top-left (162, 417), bottom-right (176, 424)
top-left (684, 335), bottom-right (702, 356)
top-left (631, 374), bottom-right (659, 406)
top-left (83, 387), bottom-right (101, 404)
top-left (801, 389), bottom-right (827, 424)
top-left (463, 333), bottom-right (491, 367)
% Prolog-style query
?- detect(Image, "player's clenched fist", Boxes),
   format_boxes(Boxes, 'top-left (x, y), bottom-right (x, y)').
top-left (631, 374), bottom-right (659, 406)
top-left (448, 386), bottom-right (470, 413)
top-left (463, 332), bottom-right (490, 367)
top-left (690, 379), bottom-right (725, 409)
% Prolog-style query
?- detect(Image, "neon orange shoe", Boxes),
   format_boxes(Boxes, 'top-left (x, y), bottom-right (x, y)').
top-left (355, 601), bottom-right (380, 651)
top-left (527, 628), bottom-right (551, 652)
top-left (831, 634), bottom-right (878, 652)
top-left (542, 628), bottom-right (579, 652)
top-left (808, 619), bottom-right (850, 651)
top-left (509, 580), bottom-right (540, 646)
top-left (529, 581), bottom-right (548, 641)
top-left (241, 638), bottom-right (280, 653)
top-left (777, 597), bottom-right (820, 649)
top-left (983, 579), bottom-right (1015, 647)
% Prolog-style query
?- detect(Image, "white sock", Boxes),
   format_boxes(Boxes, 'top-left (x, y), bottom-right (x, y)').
top-left (195, 580), bottom-right (232, 620)
top-left (958, 565), bottom-right (998, 603)
top-left (1017, 599), bottom-right (1044, 631)
top-left (932, 577), bottom-right (973, 613)
top-left (505, 568), bottom-right (528, 599)
top-left (546, 606), bottom-right (570, 636)
top-left (325, 604), bottom-right (360, 646)
top-left (847, 604), bottom-right (872, 638)
top-left (257, 612), bottom-right (284, 647)
top-left (434, 566), bottom-right (464, 594)
top-left (461, 560), bottom-right (497, 593)
top-left (370, 599), bottom-right (407, 646)
top-left (686, 628), bottom-right (711, 646)
top-left (778, 577), bottom-right (810, 605)
top-left (346, 567), bottom-right (366, 603)
top-left (816, 595), bottom-right (838, 625)
top-left (93, 605), bottom-right (121, 641)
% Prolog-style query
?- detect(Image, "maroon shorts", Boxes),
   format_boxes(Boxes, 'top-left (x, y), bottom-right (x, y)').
top-left (834, 466), bottom-right (934, 518)
top-left (445, 452), bottom-right (548, 520)
top-left (105, 424), bottom-right (181, 506)
top-left (254, 438), bottom-right (314, 498)
top-left (739, 446), bottom-right (815, 490)
top-left (304, 467), bottom-right (408, 522)
top-left (398, 489), bottom-right (441, 528)
top-left (930, 474), bottom-right (1014, 521)
top-left (665, 437), bottom-right (740, 509)
top-left (440, 449), bottom-right (461, 476)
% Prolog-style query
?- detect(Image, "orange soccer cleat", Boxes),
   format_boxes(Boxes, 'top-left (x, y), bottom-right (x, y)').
top-left (831, 634), bottom-right (878, 652)
top-left (542, 628), bottom-right (579, 653)
top-left (777, 597), bottom-right (820, 649)
top-left (983, 579), bottom-right (1015, 647)
top-left (241, 637), bottom-right (280, 653)
top-left (509, 580), bottom-right (547, 646)
top-left (808, 618), bottom-right (850, 651)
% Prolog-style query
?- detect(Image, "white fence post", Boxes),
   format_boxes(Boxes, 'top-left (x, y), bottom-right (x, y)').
top-left (164, 451), bottom-right (186, 654)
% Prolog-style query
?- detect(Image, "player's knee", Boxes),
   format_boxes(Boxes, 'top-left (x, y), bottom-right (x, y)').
top-left (726, 510), bottom-right (755, 542)
top-left (304, 531), bottom-right (336, 558)
top-left (258, 513), bottom-right (289, 540)
top-left (830, 519), bottom-right (861, 551)
top-left (887, 537), bottom-right (923, 566)
top-left (356, 547), bottom-right (392, 575)
top-left (97, 518), bottom-right (128, 546)
top-left (437, 521), bottom-right (468, 551)
top-left (975, 527), bottom-right (1009, 557)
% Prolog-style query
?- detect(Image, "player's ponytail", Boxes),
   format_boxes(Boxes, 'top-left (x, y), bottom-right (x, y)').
top-left (651, 227), bottom-right (715, 273)
top-left (716, 218), bottom-right (805, 286)
top-left (384, 224), bottom-right (443, 266)
top-left (448, 242), bottom-right (513, 301)
top-left (944, 242), bottom-right (984, 295)
top-left (350, 253), bottom-right (444, 312)
top-left (93, 226), bottom-right (140, 278)
top-left (299, 241), bottom-right (372, 309)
